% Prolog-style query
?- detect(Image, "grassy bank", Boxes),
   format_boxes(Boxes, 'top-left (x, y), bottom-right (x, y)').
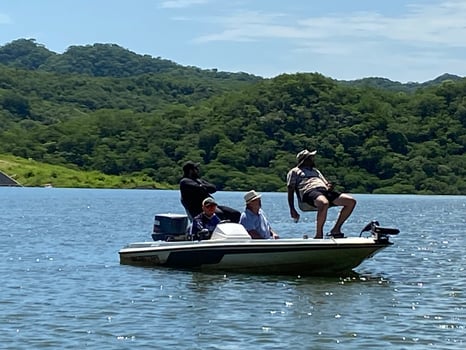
top-left (0, 154), bottom-right (170, 189)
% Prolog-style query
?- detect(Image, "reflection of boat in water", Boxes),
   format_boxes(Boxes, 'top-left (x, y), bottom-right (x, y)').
top-left (119, 214), bottom-right (399, 276)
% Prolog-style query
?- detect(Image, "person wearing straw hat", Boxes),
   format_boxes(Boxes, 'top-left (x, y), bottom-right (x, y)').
top-left (287, 149), bottom-right (356, 239)
top-left (239, 190), bottom-right (279, 239)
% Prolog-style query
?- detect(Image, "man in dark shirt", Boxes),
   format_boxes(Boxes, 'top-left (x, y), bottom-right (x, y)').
top-left (179, 161), bottom-right (240, 223)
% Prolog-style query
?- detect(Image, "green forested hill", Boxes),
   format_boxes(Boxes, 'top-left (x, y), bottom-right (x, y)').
top-left (0, 39), bottom-right (260, 82)
top-left (0, 39), bottom-right (465, 194)
top-left (340, 73), bottom-right (463, 92)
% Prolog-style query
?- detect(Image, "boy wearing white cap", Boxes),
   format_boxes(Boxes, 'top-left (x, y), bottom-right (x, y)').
top-left (189, 197), bottom-right (221, 240)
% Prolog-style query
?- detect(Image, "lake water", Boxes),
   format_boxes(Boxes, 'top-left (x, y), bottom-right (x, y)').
top-left (1, 188), bottom-right (465, 349)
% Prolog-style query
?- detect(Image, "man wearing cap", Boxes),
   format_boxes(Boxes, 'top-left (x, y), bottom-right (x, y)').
top-left (179, 161), bottom-right (240, 222)
top-left (239, 190), bottom-right (279, 239)
top-left (287, 150), bottom-right (356, 239)
top-left (189, 197), bottom-right (221, 240)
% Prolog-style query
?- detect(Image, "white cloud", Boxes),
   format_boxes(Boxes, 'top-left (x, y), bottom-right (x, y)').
top-left (193, 11), bottom-right (309, 43)
top-left (160, 0), bottom-right (209, 9)
top-left (190, 1), bottom-right (466, 50)
top-left (160, 0), bottom-right (466, 81)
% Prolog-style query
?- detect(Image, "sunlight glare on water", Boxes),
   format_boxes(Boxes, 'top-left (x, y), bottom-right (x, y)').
top-left (0, 188), bottom-right (464, 349)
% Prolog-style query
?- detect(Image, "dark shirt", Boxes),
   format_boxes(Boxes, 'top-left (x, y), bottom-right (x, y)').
top-left (190, 213), bottom-right (221, 240)
top-left (179, 176), bottom-right (217, 218)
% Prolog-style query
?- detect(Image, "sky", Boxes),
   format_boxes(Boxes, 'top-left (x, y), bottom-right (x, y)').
top-left (1, 0), bottom-right (466, 83)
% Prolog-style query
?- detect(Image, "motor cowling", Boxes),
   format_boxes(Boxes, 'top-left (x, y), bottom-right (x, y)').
top-left (152, 214), bottom-right (189, 241)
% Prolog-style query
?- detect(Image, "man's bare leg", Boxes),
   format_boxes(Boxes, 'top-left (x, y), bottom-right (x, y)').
top-left (314, 196), bottom-right (330, 238)
top-left (330, 194), bottom-right (356, 235)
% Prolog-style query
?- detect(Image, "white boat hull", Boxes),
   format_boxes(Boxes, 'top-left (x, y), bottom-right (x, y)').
top-left (120, 220), bottom-right (398, 276)
top-left (119, 236), bottom-right (391, 275)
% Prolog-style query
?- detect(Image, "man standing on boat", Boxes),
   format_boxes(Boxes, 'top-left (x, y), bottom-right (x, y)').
top-left (287, 150), bottom-right (356, 239)
top-left (179, 161), bottom-right (240, 222)
top-left (240, 190), bottom-right (279, 239)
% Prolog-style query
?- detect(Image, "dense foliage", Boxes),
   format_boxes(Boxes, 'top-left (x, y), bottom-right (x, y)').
top-left (0, 39), bottom-right (465, 194)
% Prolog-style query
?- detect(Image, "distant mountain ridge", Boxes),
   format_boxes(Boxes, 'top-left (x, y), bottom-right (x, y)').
top-left (0, 39), bottom-right (462, 89)
top-left (0, 38), bottom-right (260, 83)
top-left (339, 73), bottom-right (463, 92)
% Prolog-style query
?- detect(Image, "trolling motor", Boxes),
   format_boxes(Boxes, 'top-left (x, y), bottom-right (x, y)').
top-left (360, 220), bottom-right (400, 243)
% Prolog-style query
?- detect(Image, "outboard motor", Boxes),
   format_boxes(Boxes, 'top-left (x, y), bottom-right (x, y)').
top-left (360, 220), bottom-right (399, 242)
top-left (152, 214), bottom-right (189, 241)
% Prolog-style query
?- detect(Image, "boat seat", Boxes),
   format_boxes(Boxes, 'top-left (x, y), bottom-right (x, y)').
top-left (298, 199), bottom-right (318, 212)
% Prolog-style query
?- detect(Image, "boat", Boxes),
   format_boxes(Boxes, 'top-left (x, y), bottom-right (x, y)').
top-left (118, 214), bottom-right (399, 276)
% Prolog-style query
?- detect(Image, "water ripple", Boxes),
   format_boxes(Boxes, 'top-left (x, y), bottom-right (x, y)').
top-left (1, 189), bottom-right (465, 349)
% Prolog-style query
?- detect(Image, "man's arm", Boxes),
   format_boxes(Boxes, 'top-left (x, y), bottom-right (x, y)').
top-left (269, 228), bottom-right (280, 239)
top-left (287, 185), bottom-right (300, 222)
top-left (180, 178), bottom-right (213, 198)
top-left (239, 211), bottom-right (262, 239)
top-left (180, 177), bottom-right (200, 194)
top-left (198, 179), bottom-right (217, 194)
top-left (246, 229), bottom-right (264, 239)
top-left (190, 217), bottom-right (203, 240)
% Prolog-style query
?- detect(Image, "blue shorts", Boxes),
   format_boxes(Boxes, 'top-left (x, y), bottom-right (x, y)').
top-left (303, 187), bottom-right (341, 206)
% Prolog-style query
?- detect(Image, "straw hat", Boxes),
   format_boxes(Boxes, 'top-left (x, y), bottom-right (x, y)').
top-left (244, 190), bottom-right (262, 204)
top-left (296, 149), bottom-right (317, 165)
